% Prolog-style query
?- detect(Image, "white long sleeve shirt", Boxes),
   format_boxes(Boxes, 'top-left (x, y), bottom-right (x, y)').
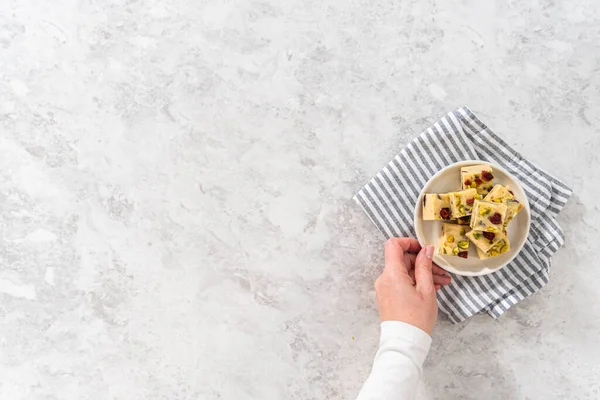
top-left (356, 321), bottom-right (432, 400)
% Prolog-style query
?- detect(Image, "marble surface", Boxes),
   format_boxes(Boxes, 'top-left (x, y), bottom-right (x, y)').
top-left (1, 0), bottom-right (599, 399)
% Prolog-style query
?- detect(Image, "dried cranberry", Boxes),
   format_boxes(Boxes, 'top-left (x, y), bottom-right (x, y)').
top-left (482, 171), bottom-right (494, 181)
top-left (482, 231), bottom-right (496, 240)
top-left (508, 190), bottom-right (514, 195)
top-left (458, 251), bottom-right (468, 259)
top-left (440, 208), bottom-right (451, 220)
top-left (474, 178), bottom-right (482, 186)
top-left (464, 179), bottom-right (471, 186)
top-left (488, 213), bottom-right (502, 224)
top-left (466, 198), bottom-right (474, 205)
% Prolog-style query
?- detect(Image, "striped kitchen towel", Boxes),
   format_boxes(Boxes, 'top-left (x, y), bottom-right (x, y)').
top-left (354, 106), bottom-right (572, 323)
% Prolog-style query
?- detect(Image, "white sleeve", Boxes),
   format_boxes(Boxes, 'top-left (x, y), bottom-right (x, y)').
top-left (356, 321), bottom-right (432, 400)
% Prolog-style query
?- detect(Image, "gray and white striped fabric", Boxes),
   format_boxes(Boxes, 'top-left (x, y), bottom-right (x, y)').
top-left (354, 106), bottom-right (572, 323)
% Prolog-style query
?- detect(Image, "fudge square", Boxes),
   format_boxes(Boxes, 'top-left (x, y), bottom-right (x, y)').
top-left (484, 184), bottom-right (524, 226)
top-left (466, 229), bottom-right (504, 253)
top-left (470, 200), bottom-right (507, 232)
top-left (461, 164), bottom-right (495, 195)
top-left (437, 223), bottom-right (471, 258)
top-left (476, 231), bottom-right (510, 259)
top-left (422, 193), bottom-right (452, 220)
top-left (504, 198), bottom-right (524, 226)
top-left (449, 188), bottom-right (478, 219)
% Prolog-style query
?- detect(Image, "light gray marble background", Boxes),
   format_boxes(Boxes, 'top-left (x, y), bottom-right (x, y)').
top-left (0, 0), bottom-right (598, 399)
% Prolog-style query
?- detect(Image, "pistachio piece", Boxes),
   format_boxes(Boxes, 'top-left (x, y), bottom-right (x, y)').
top-left (473, 233), bottom-right (481, 239)
top-left (452, 247), bottom-right (459, 255)
top-left (490, 250), bottom-right (499, 256)
top-left (446, 235), bottom-right (455, 243)
top-left (460, 228), bottom-right (466, 236)
top-left (474, 194), bottom-right (483, 200)
top-left (500, 245), bottom-right (509, 253)
top-left (458, 240), bottom-right (469, 249)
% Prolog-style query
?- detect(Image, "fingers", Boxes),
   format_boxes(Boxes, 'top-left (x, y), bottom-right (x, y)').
top-left (384, 238), bottom-right (420, 276)
top-left (414, 245), bottom-right (435, 295)
top-left (432, 263), bottom-right (449, 276)
top-left (403, 253), bottom-right (413, 272)
top-left (407, 270), bottom-right (416, 285)
top-left (408, 269), bottom-right (451, 286)
top-left (385, 237), bottom-right (422, 254)
top-left (405, 254), bottom-right (449, 276)
top-left (433, 274), bottom-right (451, 286)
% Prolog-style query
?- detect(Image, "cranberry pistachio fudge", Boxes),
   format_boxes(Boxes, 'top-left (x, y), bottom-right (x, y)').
top-left (504, 198), bottom-right (524, 226)
top-left (470, 200), bottom-right (508, 233)
top-left (422, 193), bottom-right (452, 220)
top-left (421, 162), bottom-right (526, 262)
top-left (483, 184), bottom-right (524, 226)
top-left (466, 230), bottom-right (504, 253)
top-left (475, 231), bottom-right (510, 259)
top-left (449, 188), bottom-right (479, 219)
top-left (484, 184), bottom-right (513, 202)
top-left (461, 164), bottom-right (495, 195)
top-left (437, 223), bottom-right (471, 258)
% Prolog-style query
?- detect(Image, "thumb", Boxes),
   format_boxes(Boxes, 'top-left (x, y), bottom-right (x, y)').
top-left (415, 245), bottom-right (435, 295)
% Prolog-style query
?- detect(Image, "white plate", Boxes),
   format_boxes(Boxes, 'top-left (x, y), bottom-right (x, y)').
top-left (414, 160), bottom-right (531, 276)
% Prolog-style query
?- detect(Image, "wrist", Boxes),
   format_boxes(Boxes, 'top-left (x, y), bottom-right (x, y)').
top-left (379, 314), bottom-right (434, 335)
top-left (380, 320), bottom-right (433, 340)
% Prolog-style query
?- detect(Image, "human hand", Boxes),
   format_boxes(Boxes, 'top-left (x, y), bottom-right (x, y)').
top-left (374, 238), bottom-right (450, 335)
